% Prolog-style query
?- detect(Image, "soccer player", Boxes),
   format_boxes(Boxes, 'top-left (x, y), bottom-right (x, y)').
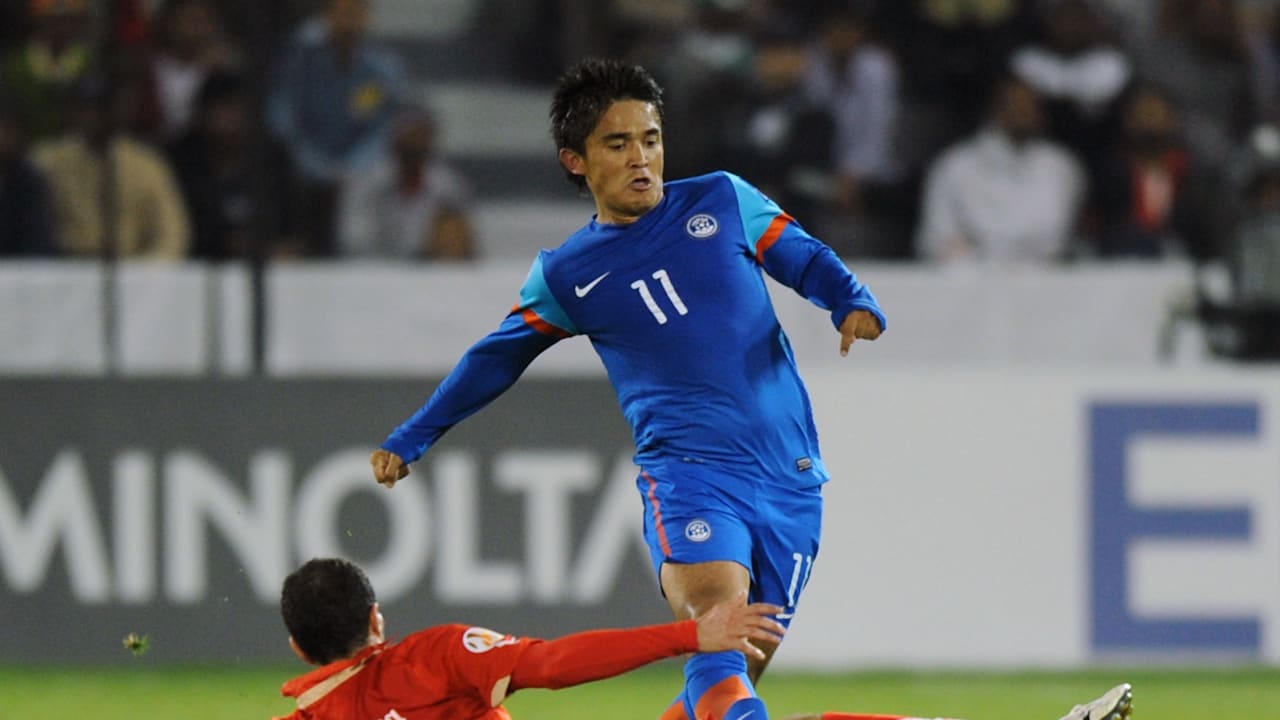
top-left (274, 557), bottom-right (786, 720)
top-left (369, 58), bottom-right (1130, 720)
top-left (372, 57), bottom-right (875, 719)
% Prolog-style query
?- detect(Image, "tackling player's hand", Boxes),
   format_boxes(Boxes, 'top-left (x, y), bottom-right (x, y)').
top-left (695, 591), bottom-right (785, 660)
top-left (839, 309), bottom-right (882, 356)
top-left (370, 449), bottom-right (410, 488)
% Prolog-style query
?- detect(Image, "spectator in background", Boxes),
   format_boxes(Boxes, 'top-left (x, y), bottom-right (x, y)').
top-left (1011, 0), bottom-right (1132, 181)
top-left (916, 75), bottom-right (1086, 263)
top-left (1091, 84), bottom-right (1211, 259)
top-left (1093, 0), bottom-right (1162, 45)
top-left (268, 0), bottom-right (408, 257)
top-left (0, 0), bottom-right (95, 143)
top-left (801, 3), bottom-right (908, 258)
top-left (709, 31), bottom-right (827, 221)
top-left (169, 71), bottom-right (299, 260)
top-left (602, 0), bottom-right (763, 179)
top-left (875, 0), bottom-right (1038, 157)
top-left (1245, 1), bottom-right (1280, 126)
top-left (0, 1), bottom-right (25, 49)
top-left (33, 75), bottom-right (192, 259)
top-left (1133, 0), bottom-right (1254, 176)
top-left (145, 0), bottom-right (241, 142)
top-left (1230, 123), bottom-right (1280, 307)
top-left (338, 107), bottom-right (475, 261)
top-left (0, 96), bottom-right (57, 256)
top-left (598, 0), bottom-right (704, 66)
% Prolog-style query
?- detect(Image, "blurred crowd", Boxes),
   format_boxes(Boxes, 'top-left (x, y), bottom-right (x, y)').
top-left (0, 0), bottom-right (474, 262)
top-left (1, 0), bottom-right (1279, 286)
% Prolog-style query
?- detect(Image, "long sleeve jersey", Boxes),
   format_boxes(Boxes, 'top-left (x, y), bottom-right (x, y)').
top-left (383, 171), bottom-right (885, 487)
top-left (276, 620), bottom-right (699, 719)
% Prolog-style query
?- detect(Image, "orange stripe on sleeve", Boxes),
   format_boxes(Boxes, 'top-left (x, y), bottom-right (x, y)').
top-left (643, 471), bottom-right (672, 558)
top-left (519, 307), bottom-right (571, 338)
top-left (754, 213), bottom-right (794, 264)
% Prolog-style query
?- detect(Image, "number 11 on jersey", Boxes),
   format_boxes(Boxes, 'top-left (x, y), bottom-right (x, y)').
top-left (630, 269), bottom-right (689, 325)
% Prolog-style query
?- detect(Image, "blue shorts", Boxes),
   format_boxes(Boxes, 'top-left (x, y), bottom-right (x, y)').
top-left (637, 462), bottom-right (823, 627)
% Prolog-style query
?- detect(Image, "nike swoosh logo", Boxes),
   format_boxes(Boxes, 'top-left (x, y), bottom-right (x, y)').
top-left (574, 272), bottom-right (610, 298)
top-left (730, 711), bottom-right (756, 720)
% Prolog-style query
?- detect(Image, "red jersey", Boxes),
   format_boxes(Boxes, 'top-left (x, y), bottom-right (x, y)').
top-left (276, 624), bottom-right (532, 720)
top-left (274, 620), bottom-right (698, 720)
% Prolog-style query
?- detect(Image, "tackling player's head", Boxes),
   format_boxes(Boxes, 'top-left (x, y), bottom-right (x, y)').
top-left (281, 558), bottom-right (383, 665)
top-left (551, 58), bottom-right (666, 224)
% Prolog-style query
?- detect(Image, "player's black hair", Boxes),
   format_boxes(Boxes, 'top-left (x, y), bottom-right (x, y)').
top-left (549, 58), bottom-right (665, 190)
top-left (281, 558), bottom-right (376, 665)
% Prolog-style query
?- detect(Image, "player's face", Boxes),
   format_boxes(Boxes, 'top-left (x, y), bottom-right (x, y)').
top-left (564, 99), bottom-right (664, 225)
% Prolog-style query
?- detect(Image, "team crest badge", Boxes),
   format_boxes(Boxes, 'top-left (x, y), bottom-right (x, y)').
top-left (685, 519), bottom-right (712, 542)
top-left (686, 214), bottom-right (719, 239)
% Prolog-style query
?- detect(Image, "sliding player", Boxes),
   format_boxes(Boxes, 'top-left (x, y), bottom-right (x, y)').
top-left (275, 557), bottom-right (785, 719)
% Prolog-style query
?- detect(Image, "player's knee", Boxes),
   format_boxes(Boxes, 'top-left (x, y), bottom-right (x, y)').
top-left (686, 587), bottom-right (745, 617)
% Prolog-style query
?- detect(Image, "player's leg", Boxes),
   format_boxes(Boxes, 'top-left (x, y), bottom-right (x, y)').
top-left (740, 481), bottom-right (824, 685)
top-left (639, 468), bottom-right (768, 719)
top-left (662, 559), bottom-right (764, 719)
top-left (744, 619), bottom-right (779, 684)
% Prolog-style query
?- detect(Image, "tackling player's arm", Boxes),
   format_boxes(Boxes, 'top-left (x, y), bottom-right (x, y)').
top-left (501, 595), bottom-right (784, 697)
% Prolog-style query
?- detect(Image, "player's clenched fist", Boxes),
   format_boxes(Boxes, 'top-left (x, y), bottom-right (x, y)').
top-left (371, 449), bottom-right (410, 488)
top-left (838, 309), bottom-right (882, 356)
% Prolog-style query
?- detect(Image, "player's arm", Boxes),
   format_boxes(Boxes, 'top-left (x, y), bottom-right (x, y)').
top-left (505, 595), bottom-right (784, 694)
top-left (726, 174), bottom-right (887, 352)
top-left (374, 255), bottom-right (575, 486)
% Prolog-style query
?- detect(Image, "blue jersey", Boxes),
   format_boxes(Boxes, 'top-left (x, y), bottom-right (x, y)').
top-left (383, 172), bottom-right (885, 487)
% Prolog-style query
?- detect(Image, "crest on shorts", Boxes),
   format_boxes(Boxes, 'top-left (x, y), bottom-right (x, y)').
top-left (685, 519), bottom-right (712, 542)
top-left (686, 214), bottom-right (719, 239)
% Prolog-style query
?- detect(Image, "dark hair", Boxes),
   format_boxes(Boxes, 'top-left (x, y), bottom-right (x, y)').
top-left (281, 558), bottom-right (376, 665)
top-left (549, 58), bottom-right (664, 189)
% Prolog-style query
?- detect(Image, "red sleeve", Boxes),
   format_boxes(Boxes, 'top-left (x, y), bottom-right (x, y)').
top-left (406, 625), bottom-right (531, 707)
top-left (507, 620), bottom-right (698, 691)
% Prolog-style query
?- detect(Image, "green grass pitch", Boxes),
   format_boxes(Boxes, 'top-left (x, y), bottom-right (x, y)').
top-left (2, 663), bottom-right (1278, 719)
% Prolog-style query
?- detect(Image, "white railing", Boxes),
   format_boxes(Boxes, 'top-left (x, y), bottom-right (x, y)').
top-left (0, 259), bottom-right (1214, 376)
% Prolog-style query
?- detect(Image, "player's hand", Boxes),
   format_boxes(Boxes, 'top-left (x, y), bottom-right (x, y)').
top-left (839, 309), bottom-right (882, 356)
top-left (370, 449), bottom-right (410, 488)
top-left (694, 591), bottom-right (785, 660)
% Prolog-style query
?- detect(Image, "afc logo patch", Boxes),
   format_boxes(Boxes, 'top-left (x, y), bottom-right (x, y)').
top-left (462, 627), bottom-right (520, 654)
top-left (686, 214), bottom-right (719, 239)
top-left (685, 519), bottom-right (712, 542)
